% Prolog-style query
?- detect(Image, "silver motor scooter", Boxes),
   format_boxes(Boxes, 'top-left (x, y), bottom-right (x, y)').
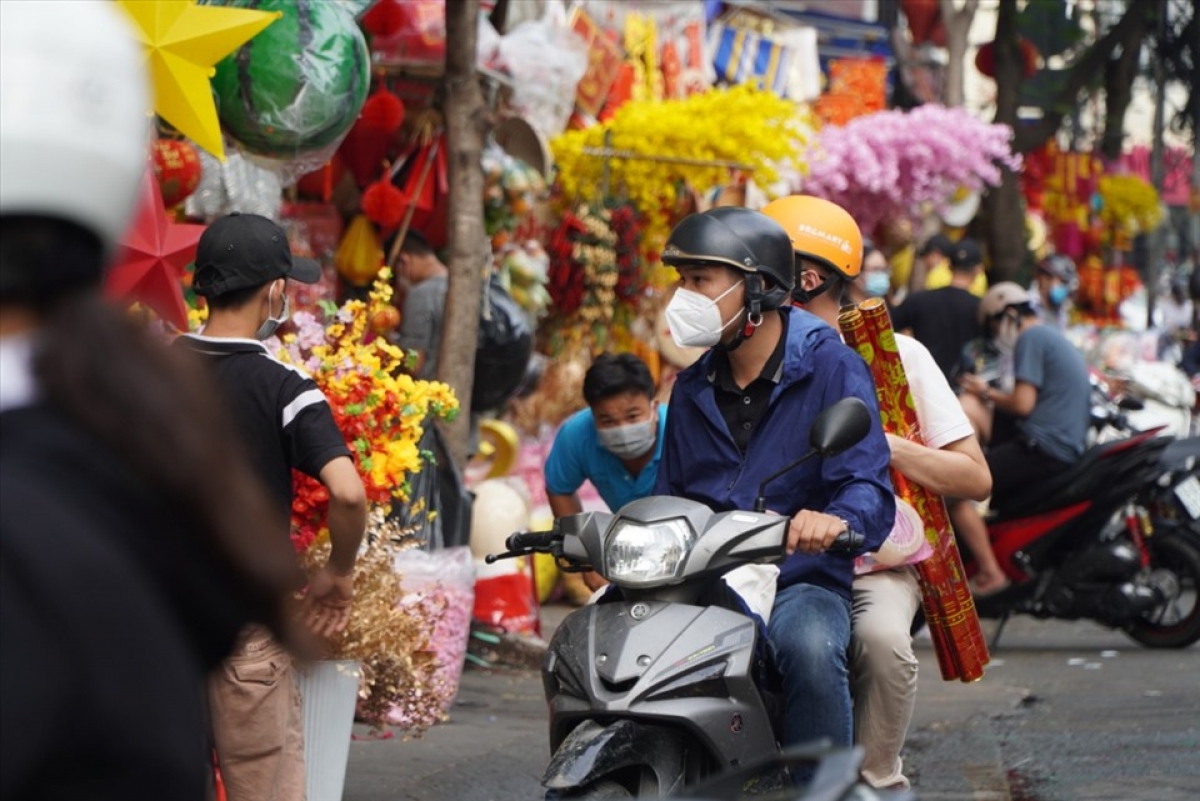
top-left (488, 398), bottom-right (886, 800)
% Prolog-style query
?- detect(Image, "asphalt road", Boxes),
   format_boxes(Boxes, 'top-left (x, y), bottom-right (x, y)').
top-left (344, 607), bottom-right (1199, 801)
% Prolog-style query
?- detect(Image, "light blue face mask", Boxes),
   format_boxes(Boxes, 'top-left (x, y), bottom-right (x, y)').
top-left (864, 272), bottom-right (891, 298)
top-left (1048, 284), bottom-right (1070, 309)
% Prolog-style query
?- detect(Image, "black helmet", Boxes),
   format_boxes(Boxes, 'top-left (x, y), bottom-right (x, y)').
top-left (662, 207), bottom-right (795, 314)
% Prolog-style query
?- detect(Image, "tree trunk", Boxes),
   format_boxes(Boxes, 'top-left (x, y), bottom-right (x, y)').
top-left (1100, 2), bottom-right (1153, 160)
top-left (983, 0), bottom-right (1158, 281)
top-left (939, 0), bottom-right (979, 108)
top-left (983, 0), bottom-right (1026, 282)
top-left (437, 0), bottom-right (487, 468)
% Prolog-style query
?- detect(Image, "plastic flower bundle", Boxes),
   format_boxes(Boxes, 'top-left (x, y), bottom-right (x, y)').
top-left (275, 270), bottom-right (461, 732)
top-left (551, 84), bottom-right (811, 282)
top-left (275, 269), bottom-right (458, 553)
top-left (799, 105), bottom-right (1021, 233)
top-left (1097, 174), bottom-right (1164, 245)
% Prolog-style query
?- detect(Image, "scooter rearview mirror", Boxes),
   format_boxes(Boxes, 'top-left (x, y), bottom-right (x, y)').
top-left (752, 397), bottom-right (874, 513)
top-left (809, 397), bottom-right (873, 457)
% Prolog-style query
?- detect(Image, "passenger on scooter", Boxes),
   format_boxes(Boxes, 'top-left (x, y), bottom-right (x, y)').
top-left (653, 207), bottom-right (895, 775)
top-left (765, 196), bottom-right (994, 789)
top-left (545, 353), bottom-right (665, 593)
top-left (958, 283), bottom-right (1092, 526)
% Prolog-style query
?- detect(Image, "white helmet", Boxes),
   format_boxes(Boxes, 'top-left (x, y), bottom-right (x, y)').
top-left (0, 0), bottom-right (151, 254)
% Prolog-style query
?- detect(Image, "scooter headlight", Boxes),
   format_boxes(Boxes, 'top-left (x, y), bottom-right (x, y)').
top-left (604, 518), bottom-right (697, 586)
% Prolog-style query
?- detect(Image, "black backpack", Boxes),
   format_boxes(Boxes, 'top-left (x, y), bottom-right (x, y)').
top-left (472, 275), bottom-right (533, 412)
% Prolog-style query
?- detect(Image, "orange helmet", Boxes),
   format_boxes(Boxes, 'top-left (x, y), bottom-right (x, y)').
top-left (761, 195), bottom-right (863, 280)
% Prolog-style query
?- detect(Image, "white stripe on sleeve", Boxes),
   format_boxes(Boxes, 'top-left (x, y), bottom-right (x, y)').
top-left (281, 389), bottom-right (327, 428)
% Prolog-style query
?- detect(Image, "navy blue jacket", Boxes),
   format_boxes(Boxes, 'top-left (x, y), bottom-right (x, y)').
top-left (655, 307), bottom-right (895, 601)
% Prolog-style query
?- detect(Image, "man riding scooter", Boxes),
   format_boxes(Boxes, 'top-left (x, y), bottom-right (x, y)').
top-left (654, 207), bottom-right (895, 781)
top-left (764, 195), bottom-right (994, 789)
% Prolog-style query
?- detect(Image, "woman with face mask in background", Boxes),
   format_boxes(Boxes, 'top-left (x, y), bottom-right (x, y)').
top-left (544, 353), bottom-right (667, 592)
top-left (846, 240), bottom-right (896, 308)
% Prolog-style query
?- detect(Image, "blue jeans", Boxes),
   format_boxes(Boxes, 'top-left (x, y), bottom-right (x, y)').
top-left (767, 582), bottom-right (853, 756)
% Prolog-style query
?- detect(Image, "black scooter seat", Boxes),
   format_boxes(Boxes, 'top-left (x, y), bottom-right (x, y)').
top-left (989, 433), bottom-right (1169, 522)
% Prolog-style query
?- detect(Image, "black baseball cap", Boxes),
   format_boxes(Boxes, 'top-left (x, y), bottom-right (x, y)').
top-left (949, 238), bottom-right (983, 269)
top-left (918, 233), bottom-right (954, 257)
top-left (192, 213), bottom-right (321, 298)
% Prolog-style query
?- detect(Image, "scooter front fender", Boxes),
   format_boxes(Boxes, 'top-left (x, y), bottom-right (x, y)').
top-left (543, 719), bottom-right (688, 796)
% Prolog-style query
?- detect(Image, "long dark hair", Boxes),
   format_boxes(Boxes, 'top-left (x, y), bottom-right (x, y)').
top-left (2, 217), bottom-right (299, 640)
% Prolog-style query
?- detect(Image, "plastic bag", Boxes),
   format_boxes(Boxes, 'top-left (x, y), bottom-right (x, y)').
top-left (473, 276), bottom-right (534, 412)
top-left (391, 425), bottom-right (472, 551)
top-left (496, 5), bottom-right (589, 138)
top-left (387, 546), bottom-right (475, 725)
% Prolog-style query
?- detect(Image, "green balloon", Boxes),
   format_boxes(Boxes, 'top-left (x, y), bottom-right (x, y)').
top-left (212, 0), bottom-right (370, 159)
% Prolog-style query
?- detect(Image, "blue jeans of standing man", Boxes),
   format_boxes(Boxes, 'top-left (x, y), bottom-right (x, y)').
top-left (767, 581), bottom-right (853, 773)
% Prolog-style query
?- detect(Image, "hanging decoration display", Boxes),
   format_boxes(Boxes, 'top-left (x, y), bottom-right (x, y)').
top-left (116, 0), bottom-right (280, 161)
top-left (1096, 174), bottom-right (1165, 248)
top-left (339, 88), bottom-right (407, 188)
top-left (184, 147), bottom-right (283, 220)
top-left (1022, 143), bottom-right (1163, 326)
top-left (813, 58), bottom-right (889, 126)
top-left (152, 138), bottom-right (204, 208)
top-left (334, 214), bottom-right (385, 287)
top-left (106, 170), bottom-right (206, 330)
top-left (544, 202), bottom-right (643, 358)
top-left (552, 84), bottom-right (809, 282)
top-left (483, 143), bottom-right (546, 248)
top-left (210, 0), bottom-right (370, 172)
top-left (799, 104), bottom-right (1020, 235)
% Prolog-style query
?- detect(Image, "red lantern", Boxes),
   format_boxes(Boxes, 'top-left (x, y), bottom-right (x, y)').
top-left (361, 179), bottom-right (406, 230)
top-left (152, 139), bottom-right (202, 208)
top-left (362, 0), bottom-right (405, 38)
top-left (360, 89), bottom-right (405, 133)
top-left (975, 38), bottom-right (1040, 79)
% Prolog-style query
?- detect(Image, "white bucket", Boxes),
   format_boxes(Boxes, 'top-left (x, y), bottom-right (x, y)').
top-left (297, 660), bottom-right (360, 801)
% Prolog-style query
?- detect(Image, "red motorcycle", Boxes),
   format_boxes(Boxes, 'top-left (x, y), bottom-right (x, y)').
top-left (967, 427), bottom-right (1200, 649)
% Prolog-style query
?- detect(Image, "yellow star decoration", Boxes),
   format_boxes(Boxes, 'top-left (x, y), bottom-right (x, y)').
top-left (117, 0), bottom-right (280, 161)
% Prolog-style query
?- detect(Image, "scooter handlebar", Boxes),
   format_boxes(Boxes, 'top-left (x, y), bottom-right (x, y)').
top-left (484, 530), bottom-right (564, 564)
top-left (505, 530), bottom-right (559, 552)
top-left (829, 529), bottom-right (864, 554)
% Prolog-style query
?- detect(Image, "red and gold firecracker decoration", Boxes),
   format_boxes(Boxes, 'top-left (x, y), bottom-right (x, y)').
top-left (839, 298), bottom-right (990, 683)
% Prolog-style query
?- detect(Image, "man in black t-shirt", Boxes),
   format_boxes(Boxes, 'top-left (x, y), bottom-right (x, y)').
top-left (892, 239), bottom-right (984, 380)
top-left (178, 213), bottom-right (367, 801)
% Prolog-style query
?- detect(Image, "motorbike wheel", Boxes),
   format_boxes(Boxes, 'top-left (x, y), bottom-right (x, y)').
top-left (1126, 534), bottom-right (1200, 649)
top-left (545, 780), bottom-right (633, 800)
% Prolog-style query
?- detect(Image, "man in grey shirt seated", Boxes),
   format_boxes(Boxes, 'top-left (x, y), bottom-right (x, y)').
top-left (393, 230), bottom-right (447, 380)
top-left (958, 282), bottom-right (1091, 512)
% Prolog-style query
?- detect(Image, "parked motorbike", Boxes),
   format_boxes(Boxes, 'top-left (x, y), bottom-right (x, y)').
top-left (968, 426), bottom-right (1200, 649)
top-left (488, 398), bottom-right (898, 800)
top-left (1087, 372), bottom-right (1200, 541)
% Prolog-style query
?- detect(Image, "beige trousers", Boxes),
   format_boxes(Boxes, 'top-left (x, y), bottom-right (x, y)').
top-left (850, 567), bottom-right (922, 790)
top-left (209, 625), bottom-right (306, 801)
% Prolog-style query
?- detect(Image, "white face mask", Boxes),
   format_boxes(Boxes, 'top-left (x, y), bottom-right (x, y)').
top-left (665, 280), bottom-right (744, 348)
top-left (597, 415), bottom-right (657, 460)
top-left (993, 316), bottom-right (1019, 355)
top-left (255, 282), bottom-right (291, 340)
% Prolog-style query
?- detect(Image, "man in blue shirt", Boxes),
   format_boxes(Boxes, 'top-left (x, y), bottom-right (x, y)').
top-left (545, 354), bottom-right (666, 589)
top-left (653, 207), bottom-right (894, 764)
